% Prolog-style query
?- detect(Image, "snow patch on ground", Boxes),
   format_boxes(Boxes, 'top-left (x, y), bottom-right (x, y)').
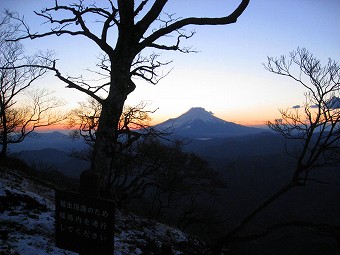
top-left (0, 167), bottom-right (213, 255)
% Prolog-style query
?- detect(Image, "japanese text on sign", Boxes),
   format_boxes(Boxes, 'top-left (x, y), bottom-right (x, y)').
top-left (55, 189), bottom-right (115, 254)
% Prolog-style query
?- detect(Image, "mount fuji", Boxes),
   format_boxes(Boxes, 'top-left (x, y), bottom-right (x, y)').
top-left (155, 107), bottom-right (265, 139)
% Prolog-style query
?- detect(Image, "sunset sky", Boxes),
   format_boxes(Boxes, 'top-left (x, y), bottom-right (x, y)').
top-left (1, 0), bottom-right (339, 127)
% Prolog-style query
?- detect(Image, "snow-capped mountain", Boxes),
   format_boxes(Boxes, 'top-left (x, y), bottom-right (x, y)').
top-left (159, 107), bottom-right (224, 127)
top-left (155, 107), bottom-right (265, 138)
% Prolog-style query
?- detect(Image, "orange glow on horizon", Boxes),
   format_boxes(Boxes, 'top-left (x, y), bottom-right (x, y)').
top-left (36, 123), bottom-right (71, 132)
top-left (36, 109), bottom-right (279, 133)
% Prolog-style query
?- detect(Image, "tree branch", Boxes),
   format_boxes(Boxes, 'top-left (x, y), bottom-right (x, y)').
top-left (135, 0), bottom-right (168, 36)
top-left (138, 0), bottom-right (250, 50)
top-left (134, 0), bottom-right (149, 17)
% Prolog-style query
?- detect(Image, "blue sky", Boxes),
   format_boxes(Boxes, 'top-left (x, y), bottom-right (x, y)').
top-left (1, 0), bottom-right (339, 126)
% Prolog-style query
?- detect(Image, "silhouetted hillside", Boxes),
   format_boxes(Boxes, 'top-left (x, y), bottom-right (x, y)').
top-left (176, 129), bottom-right (340, 255)
top-left (4, 117), bottom-right (339, 255)
top-left (0, 165), bottom-right (214, 255)
top-left (9, 131), bottom-right (88, 153)
top-left (17, 148), bottom-right (89, 178)
top-left (183, 132), bottom-right (284, 165)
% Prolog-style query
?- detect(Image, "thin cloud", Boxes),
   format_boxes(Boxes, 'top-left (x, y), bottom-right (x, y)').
top-left (292, 105), bottom-right (301, 109)
top-left (291, 97), bottom-right (340, 109)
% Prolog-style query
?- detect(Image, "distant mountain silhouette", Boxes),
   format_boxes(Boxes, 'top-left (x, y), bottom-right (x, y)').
top-left (7, 131), bottom-right (90, 178)
top-left (17, 148), bottom-right (89, 178)
top-left (155, 107), bottom-right (265, 138)
top-left (9, 131), bottom-right (88, 153)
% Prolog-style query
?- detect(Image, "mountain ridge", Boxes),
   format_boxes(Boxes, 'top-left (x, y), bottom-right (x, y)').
top-left (155, 107), bottom-right (265, 138)
top-left (8, 131), bottom-right (88, 153)
top-left (17, 148), bottom-right (89, 178)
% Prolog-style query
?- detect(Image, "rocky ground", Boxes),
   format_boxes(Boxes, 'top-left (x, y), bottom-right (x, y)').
top-left (0, 166), bottom-right (217, 255)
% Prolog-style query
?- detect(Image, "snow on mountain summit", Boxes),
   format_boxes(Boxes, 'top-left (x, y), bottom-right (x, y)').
top-left (176, 107), bottom-right (224, 124)
top-left (155, 107), bottom-right (264, 138)
top-left (157, 107), bottom-right (225, 129)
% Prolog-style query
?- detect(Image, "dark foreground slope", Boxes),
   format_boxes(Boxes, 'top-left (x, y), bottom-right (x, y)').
top-left (17, 148), bottom-right (89, 179)
top-left (0, 164), bottom-right (216, 255)
top-left (182, 133), bottom-right (340, 255)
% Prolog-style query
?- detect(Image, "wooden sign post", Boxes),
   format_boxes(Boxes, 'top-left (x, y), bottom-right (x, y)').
top-left (55, 189), bottom-right (115, 254)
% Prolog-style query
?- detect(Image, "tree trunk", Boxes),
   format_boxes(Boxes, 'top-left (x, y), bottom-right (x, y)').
top-left (90, 97), bottom-right (124, 189)
top-left (0, 138), bottom-right (7, 160)
top-left (0, 105), bottom-right (8, 160)
top-left (86, 5), bottom-right (138, 194)
top-left (89, 66), bottom-right (135, 195)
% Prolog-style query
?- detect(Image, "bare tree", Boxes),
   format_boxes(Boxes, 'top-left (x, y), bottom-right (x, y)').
top-left (69, 99), bottom-right (170, 198)
top-left (68, 97), bottom-right (104, 145)
top-left (69, 99), bottom-right (160, 147)
top-left (68, 98), bottom-right (226, 224)
top-left (214, 48), bottom-right (340, 251)
top-left (0, 89), bottom-right (66, 157)
top-left (0, 15), bottom-right (65, 160)
top-left (146, 147), bottom-right (226, 229)
top-left (121, 136), bottom-right (227, 236)
top-left (7, 0), bottom-right (250, 187)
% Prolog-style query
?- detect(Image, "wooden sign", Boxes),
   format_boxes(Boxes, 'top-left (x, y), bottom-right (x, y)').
top-left (55, 189), bottom-right (115, 254)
